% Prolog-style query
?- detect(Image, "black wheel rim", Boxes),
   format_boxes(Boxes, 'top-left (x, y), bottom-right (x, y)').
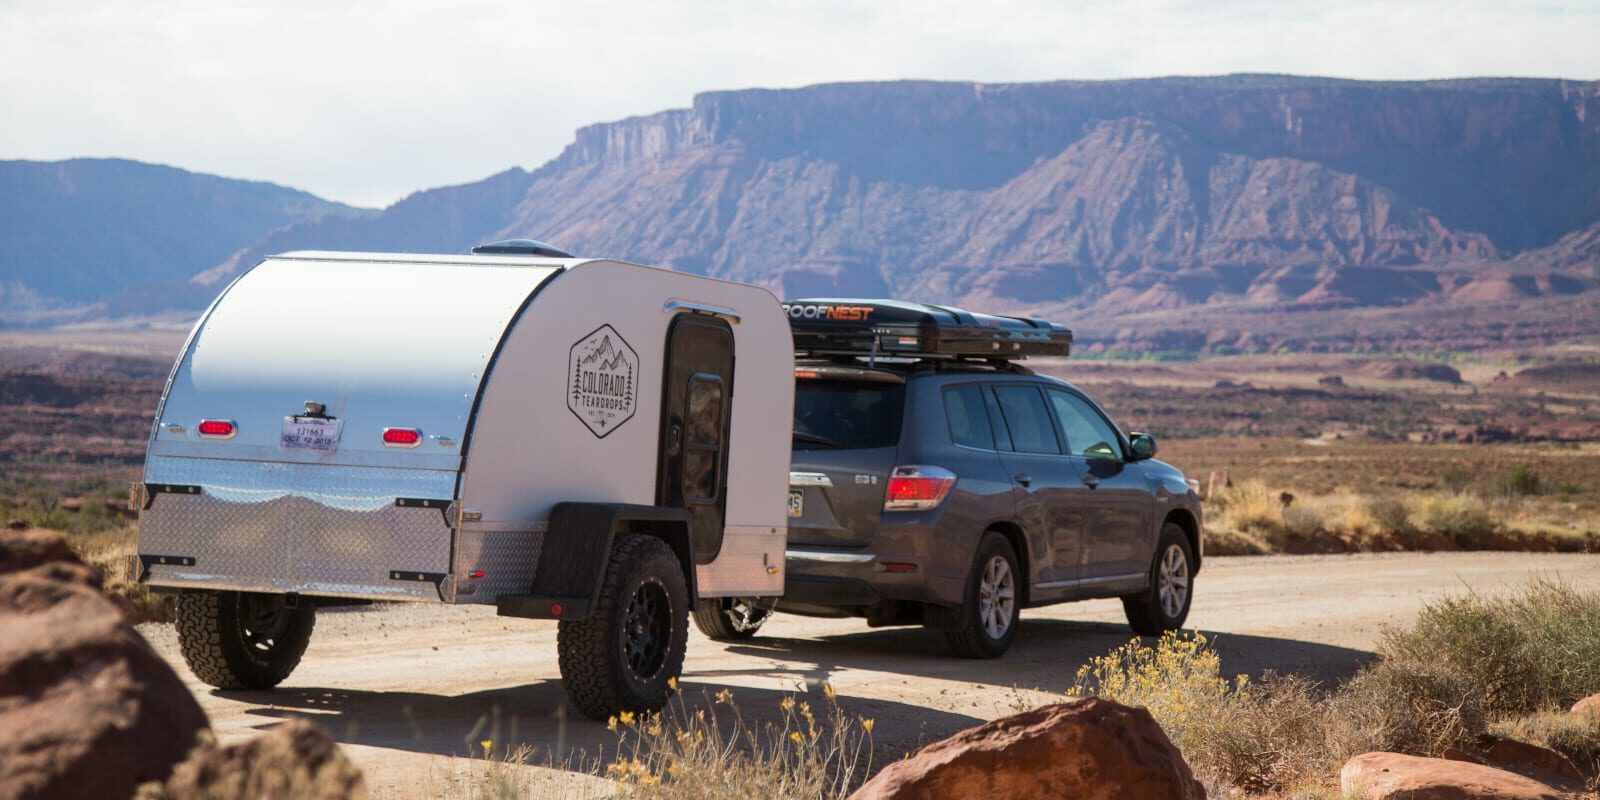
top-left (623, 579), bottom-right (672, 681)
top-left (237, 594), bottom-right (291, 654)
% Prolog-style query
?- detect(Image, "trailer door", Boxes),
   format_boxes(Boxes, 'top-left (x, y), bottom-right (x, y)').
top-left (657, 315), bottom-right (735, 564)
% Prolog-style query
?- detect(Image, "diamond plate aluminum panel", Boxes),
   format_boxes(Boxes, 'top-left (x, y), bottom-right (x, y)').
top-left (139, 455), bottom-right (457, 601)
top-left (452, 527), bottom-right (546, 604)
top-left (695, 526), bottom-right (784, 597)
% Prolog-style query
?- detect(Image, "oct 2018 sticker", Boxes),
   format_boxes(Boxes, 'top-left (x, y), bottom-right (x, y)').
top-left (568, 324), bottom-right (639, 438)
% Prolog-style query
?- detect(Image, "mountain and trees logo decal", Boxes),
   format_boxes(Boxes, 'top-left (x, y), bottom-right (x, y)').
top-left (568, 324), bottom-right (639, 438)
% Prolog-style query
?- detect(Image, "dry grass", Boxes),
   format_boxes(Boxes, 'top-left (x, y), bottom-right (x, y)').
top-left (602, 683), bottom-right (874, 800)
top-left (1063, 583), bottom-right (1600, 796)
top-left (1205, 479), bottom-right (1599, 556)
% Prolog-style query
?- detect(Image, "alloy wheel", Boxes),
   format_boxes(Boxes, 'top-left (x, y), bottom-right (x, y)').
top-left (978, 555), bottom-right (1016, 640)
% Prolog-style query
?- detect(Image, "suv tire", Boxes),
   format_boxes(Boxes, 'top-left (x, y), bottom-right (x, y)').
top-left (1123, 522), bottom-right (1195, 635)
top-left (692, 597), bottom-right (771, 641)
top-left (175, 591), bottom-right (315, 690)
top-left (944, 531), bottom-right (1021, 659)
top-left (557, 534), bottom-right (689, 720)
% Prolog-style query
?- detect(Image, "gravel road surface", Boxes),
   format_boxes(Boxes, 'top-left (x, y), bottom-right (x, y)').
top-left (138, 551), bottom-right (1600, 796)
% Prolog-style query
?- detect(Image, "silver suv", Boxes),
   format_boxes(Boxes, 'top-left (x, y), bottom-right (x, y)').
top-left (691, 300), bottom-right (1203, 658)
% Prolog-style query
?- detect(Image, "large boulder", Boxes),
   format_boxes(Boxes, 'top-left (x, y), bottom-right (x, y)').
top-left (142, 719), bottom-right (366, 800)
top-left (1340, 752), bottom-right (1564, 800)
top-left (0, 529), bottom-right (209, 800)
top-left (848, 698), bottom-right (1205, 800)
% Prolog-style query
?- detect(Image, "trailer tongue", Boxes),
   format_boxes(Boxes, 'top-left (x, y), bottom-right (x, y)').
top-left (137, 247), bottom-right (793, 718)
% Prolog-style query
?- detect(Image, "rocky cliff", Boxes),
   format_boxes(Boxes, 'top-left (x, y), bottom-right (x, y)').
top-left (30, 76), bottom-right (1600, 330)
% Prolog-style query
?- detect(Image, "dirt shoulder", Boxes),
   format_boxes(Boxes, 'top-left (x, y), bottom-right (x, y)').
top-left (135, 551), bottom-right (1600, 797)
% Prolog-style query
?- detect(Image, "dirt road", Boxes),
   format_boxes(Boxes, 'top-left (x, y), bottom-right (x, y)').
top-left (138, 551), bottom-right (1600, 796)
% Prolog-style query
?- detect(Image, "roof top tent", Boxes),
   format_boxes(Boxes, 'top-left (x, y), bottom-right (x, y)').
top-left (135, 245), bottom-right (794, 718)
top-left (784, 298), bottom-right (1073, 361)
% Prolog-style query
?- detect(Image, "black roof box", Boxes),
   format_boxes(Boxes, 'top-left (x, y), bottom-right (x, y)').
top-left (783, 298), bottom-right (1071, 359)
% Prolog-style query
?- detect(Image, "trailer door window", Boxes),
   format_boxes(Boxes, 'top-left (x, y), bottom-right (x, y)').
top-left (684, 374), bottom-right (725, 502)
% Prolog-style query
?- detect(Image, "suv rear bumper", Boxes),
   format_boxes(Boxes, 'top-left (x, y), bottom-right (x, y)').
top-left (783, 546), bottom-right (959, 611)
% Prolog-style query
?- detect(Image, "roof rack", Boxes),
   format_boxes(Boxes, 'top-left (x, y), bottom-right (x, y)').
top-left (782, 298), bottom-right (1072, 361)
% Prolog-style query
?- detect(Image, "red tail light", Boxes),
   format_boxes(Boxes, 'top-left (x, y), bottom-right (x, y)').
top-left (382, 427), bottom-right (422, 447)
top-left (197, 419), bottom-right (236, 439)
top-left (884, 465), bottom-right (957, 511)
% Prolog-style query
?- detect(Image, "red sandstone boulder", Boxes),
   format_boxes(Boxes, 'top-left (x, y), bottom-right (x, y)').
top-left (1572, 693), bottom-right (1600, 717)
top-left (1340, 752), bottom-right (1564, 800)
top-left (847, 698), bottom-right (1205, 800)
top-left (0, 529), bottom-right (209, 800)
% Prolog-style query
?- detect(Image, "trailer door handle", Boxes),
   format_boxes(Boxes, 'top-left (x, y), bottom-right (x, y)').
top-left (1082, 474), bottom-right (1101, 489)
top-left (1013, 472), bottom-right (1031, 487)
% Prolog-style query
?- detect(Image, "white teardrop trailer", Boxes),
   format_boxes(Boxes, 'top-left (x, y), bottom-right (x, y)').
top-left (134, 242), bottom-right (793, 718)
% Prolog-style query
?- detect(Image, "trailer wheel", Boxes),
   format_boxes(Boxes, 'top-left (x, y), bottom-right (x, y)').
top-left (692, 597), bottom-right (772, 641)
top-left (174, 591), bottom-right (315, 690)
top-left (557, 534), bottom-right (689, 720)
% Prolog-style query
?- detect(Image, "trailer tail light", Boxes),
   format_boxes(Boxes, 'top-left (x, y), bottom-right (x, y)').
top-left (197, 419), bottom-right (236, 439)
top-left (382, 427), bottom-right (422, 447)
top-left (883, 465), bottom-right (956, 511)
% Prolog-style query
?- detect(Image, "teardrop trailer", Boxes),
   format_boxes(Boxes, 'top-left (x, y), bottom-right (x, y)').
top-left (133, 244), bottom-right (793, 719)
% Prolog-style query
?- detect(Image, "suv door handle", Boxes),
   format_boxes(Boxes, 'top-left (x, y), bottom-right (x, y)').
top-left (1013, 472), bottom-right (1032, 487)
top-left (1082, 474), bottom-right (1101, 489)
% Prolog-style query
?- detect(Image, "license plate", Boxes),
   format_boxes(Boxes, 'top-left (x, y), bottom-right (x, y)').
top-left (788, 489), bottom-right (804, 518)
top-left (280, 416), bottom-right (344, 452)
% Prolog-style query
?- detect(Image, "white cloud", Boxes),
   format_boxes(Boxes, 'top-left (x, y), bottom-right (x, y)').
top-left (1, 0), bottom-right (1594, 207)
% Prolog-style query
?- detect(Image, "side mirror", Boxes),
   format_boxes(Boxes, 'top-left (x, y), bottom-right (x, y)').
top-left (1128, 433), bottom-right (1157, 461)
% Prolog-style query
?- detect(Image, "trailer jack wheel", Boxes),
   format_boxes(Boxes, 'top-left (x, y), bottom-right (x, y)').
top-left (692, 596), bottom-right (773, 641)
top-left (557, 534), bottom-right (689, 720)
top-left (175, 591), bottom-right (316, 690)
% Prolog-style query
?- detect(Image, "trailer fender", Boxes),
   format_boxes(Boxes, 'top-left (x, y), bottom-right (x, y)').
top-left (495, 502), bottom-right (693, 620)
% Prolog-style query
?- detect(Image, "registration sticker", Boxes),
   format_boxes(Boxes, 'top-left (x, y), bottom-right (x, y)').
top-left (280, 416), bottom-right (343, 452)
top-left (788, 489), bottom-right (804, 518)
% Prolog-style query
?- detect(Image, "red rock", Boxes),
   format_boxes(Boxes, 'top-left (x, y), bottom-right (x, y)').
top-left (847, 698), bottom-right (1205, 800)
top-left (0, 529), bottom-right (209, 800)
top-left (1572, 692), bottom-right (1600, 717)
top-left (153, 719), bottom-right (366, 800)
top-left (1340, 752), bottom-right (1564, 800)
top-left (1478, 735), bottom-right (1587, 790)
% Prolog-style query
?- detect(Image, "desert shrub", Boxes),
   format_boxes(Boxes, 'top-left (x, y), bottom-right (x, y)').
top-left (1488, 711), bottom-right (1600, 779)
top-left (1211, 481), bottom-right (1285, 534)
top-left (605, 685), bottom-right (874, 800)
top-left (1365, 497), bottom-right (1414, 537)
top-left (1326, 657), bottom-right (1487, 757)
top-left (1378, 581), bottom-right (1600, 718)
top-left (1069, 632), bottom-right (1333, 792)
top-left (1499, 464), bottom-right (1545, 496)
top-left (1407, 492), bottom-right (1497, 545)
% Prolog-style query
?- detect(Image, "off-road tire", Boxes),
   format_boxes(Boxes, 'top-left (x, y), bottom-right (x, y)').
top-left (557, 534), bottom-right (689, 720)
top-left (944, 532), bottom-right (1021, 659)
top-left (174, 591), bottom-right (315, 689)
top-left (1123, 523), bottom-right (1195, 636)
top-left (692, 597), bottom-right (771, 641)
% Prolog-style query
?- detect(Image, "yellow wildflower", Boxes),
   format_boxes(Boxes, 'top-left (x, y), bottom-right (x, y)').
top-left (861, 718), bottom-right (875, 733)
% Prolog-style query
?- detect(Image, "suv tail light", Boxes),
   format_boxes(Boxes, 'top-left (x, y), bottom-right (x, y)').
top-left (884, 465), bottom-right (956, 511)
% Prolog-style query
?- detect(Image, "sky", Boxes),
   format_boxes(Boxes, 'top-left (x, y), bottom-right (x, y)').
top-left (3, 0), bottom-right (1597, 208)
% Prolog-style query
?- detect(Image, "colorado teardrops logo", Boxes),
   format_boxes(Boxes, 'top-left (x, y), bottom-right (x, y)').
top-left (568, 324), bottom-right (639, 438)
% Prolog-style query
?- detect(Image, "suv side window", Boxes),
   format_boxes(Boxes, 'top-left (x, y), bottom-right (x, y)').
top-left (942, 384), bottom-right (994, 450)
top-left (1048, 389), bottom-right (1123, 460)
top-left (991, 385), bottom-right (1061, 455)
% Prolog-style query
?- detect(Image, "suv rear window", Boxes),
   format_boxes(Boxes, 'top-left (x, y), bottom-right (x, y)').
top-left (793, 379), bottom-right (905, 450)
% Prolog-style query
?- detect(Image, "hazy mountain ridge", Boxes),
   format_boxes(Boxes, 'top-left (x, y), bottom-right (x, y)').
top-left (0, 158), bottom-right (368, 314)
top-left (9, 76), bottom-right (1600, 343)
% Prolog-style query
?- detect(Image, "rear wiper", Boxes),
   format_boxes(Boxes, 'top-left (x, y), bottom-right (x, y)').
top-left (792, 430), bottom-right (842, 448)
